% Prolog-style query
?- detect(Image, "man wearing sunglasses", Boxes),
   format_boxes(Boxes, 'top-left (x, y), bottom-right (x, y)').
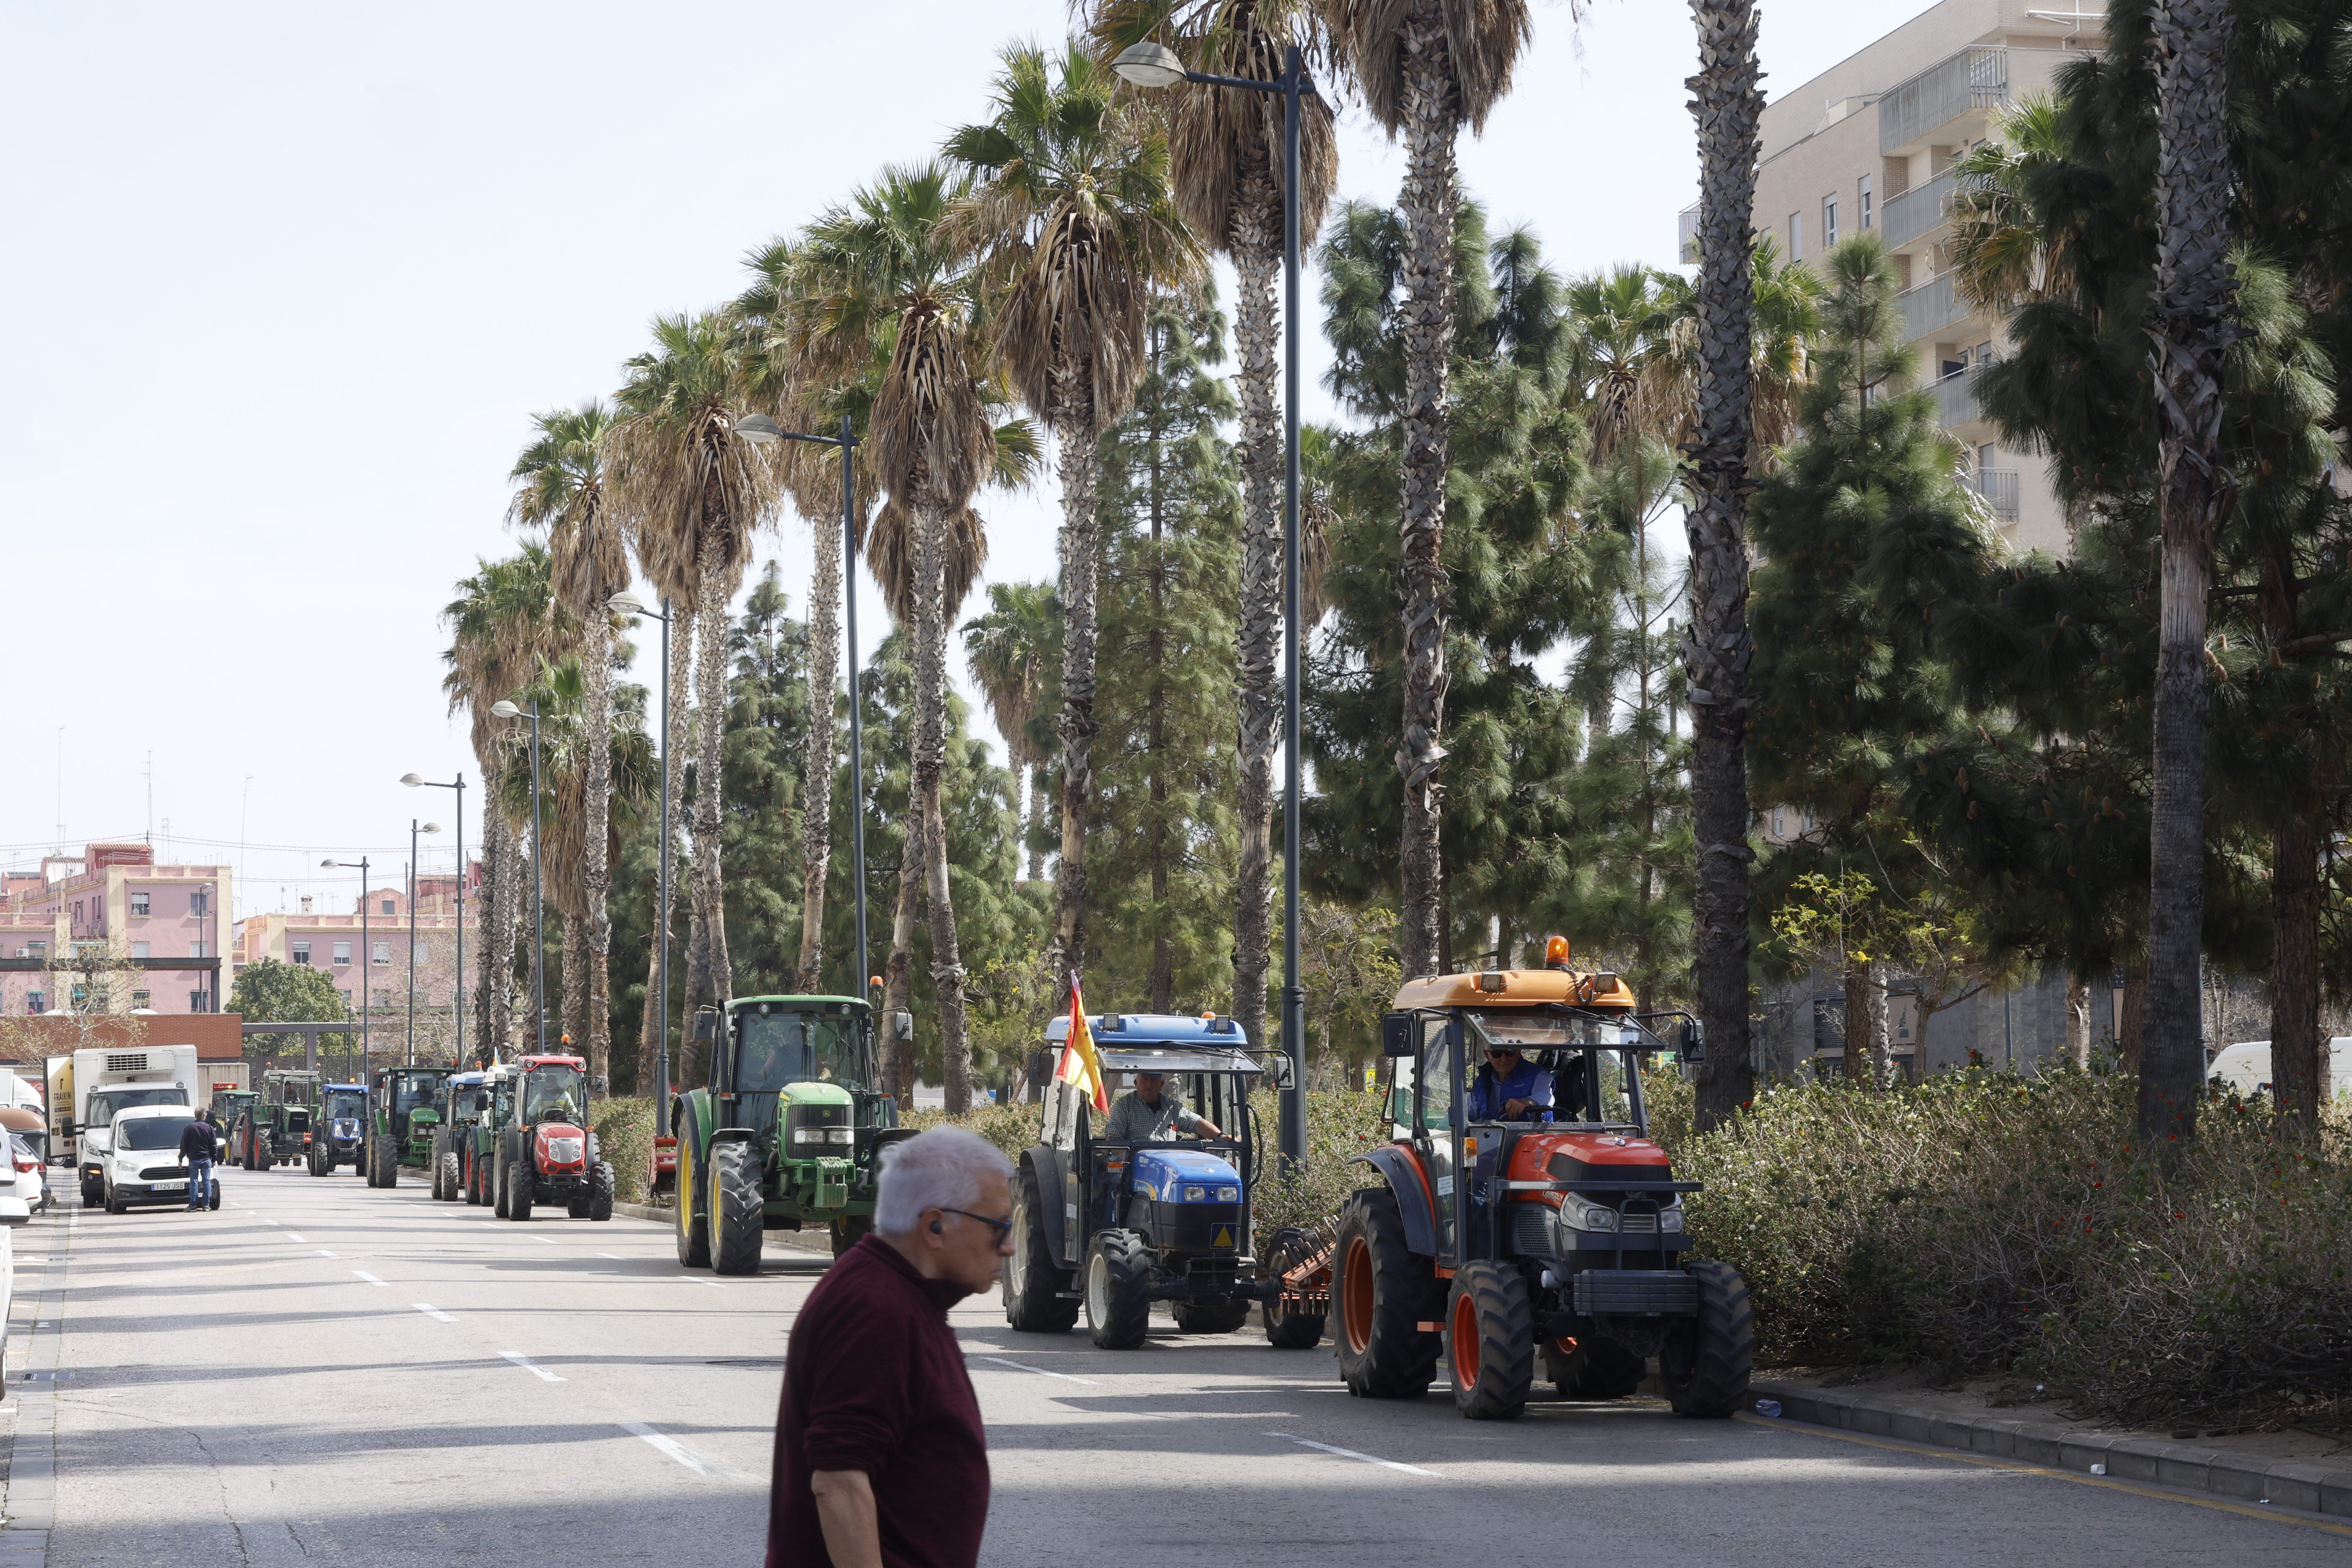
top-left (1466, 1045), bottom-right (1555, 1123)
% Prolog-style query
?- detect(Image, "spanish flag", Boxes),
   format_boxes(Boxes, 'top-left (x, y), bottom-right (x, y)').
top-left (1056, 979), bottom-right (1111, 1114)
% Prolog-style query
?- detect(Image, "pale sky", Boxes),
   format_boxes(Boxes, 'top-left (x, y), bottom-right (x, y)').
top-left (0, 0), bottom-right (1929, 922)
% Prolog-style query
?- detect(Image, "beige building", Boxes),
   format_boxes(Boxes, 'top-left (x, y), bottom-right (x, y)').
top-left (1682, 0), bottom-right (2107, 556)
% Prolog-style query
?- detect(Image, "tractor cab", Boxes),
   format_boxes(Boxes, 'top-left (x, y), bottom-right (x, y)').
top-left (366, 1066), bottom-right (454, 1187)
top-left (426, 1071), bottom-right (492, 1202)
top-left (1337, 942), bottom-right (1752, 1423)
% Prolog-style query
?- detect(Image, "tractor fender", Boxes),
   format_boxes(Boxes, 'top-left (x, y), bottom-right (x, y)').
top-left (1021, 1145), bottom-right (1071, 1267)
top-left (710, 1127), bottom-right (760, 1145)
top-left (1349, 1145), bottom-right (1440, 1257)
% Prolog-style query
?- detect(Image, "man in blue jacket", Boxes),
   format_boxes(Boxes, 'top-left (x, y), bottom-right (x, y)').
top-left (1466, 1046), bottom-right (1553, 1123)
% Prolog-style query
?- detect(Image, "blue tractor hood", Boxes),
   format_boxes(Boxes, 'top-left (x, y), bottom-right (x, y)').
top-left (1131, 1147), bottom-right (1241, 1201)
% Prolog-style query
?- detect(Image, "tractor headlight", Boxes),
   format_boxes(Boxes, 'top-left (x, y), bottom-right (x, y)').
top-left (1659, 1207), bottom-right (1685, 1232)
top-left (827, 1127), bottom-right (854, 1146)
top-left (1184, 1185), bottom-right (1206, 1201)
top-left (547, 1136), bottom-right (585, 1164)
top-left (1217, 1186), bottom-right (1238, 1202)
top-left (1564, 1201), bottom-right (1619, 1232)
top-left (793, 1128), bottom-right (824, 1146)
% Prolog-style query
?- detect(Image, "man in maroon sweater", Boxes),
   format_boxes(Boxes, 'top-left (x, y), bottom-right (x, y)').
top-left (768, 1126), bottom-right (1015, 1568)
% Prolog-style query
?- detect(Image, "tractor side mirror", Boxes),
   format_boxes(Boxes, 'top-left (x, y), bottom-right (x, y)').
top-left (1264, 1054), bottom-right (1296, 1090)
top-left (1027, 1048), bottom-right (1055, 1089)
top-left (691, 1010), bottom-right (718, 1045)
top-left (890, 1010), bottom-right (914, 1043)
top-left (1380, 1012), bottom-right (1418, 1057)
top-left (592, 1074), bottom-right (608, 1094)
top-left (1678, 1018), bottom-right (1707, 1064)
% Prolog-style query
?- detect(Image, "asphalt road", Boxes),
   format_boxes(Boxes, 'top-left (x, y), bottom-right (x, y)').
top-left (11, 1170), bottom-right (2346, 1567)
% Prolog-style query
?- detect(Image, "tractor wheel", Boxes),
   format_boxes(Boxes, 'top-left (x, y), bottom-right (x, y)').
top-left (1260, 1226), bottom-right (1329, 1350)
top-left (1550, 1336), bottom-right (1647, 1400)
top-left (675, 1145), bottom-right (712, 1269)
top-left (710, 1141), bottom-right (764, 1276)
top-left (1335, 1186), bottom-right (1444, 1399)
top-left (1446, 1261), bottom-right (1534, 1421)
top-left (1660, 1261), bottom-right (1755, 1419)
top-left (829, 1215), bottom-right (870, 1258)
top-left (506, 1135), bottom-right (533, 1222)
top-left (586, 1161), bottom-right (614, 1221)
top-left (1001, 1167), bottom-right (1077, 1333)
top-left (380, 1135), bottom-right (399, 1189)
top-left (1083, 1230), bottom-right (1152, 1350)
top-left (1171, 1301), bottom-right (1252, 1335)
top-left (428, 1134), bottom-right (447, 1199)
top-left (437, 1149), bottom-right (462, 1203)
top-left (464, 1151), bottom-right (485, 1205)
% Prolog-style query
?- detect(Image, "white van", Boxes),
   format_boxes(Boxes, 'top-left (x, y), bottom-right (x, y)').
top-left (2208, 1038), bottom-right (2352, 1098)
top-left (94, 1104), bottom-right (217, 1214)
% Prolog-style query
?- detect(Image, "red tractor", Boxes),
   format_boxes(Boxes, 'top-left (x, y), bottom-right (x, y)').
top-left (1338, 946), bottom-right (1753, 1420)
top-left (492, 1053), bottom-right (613, 1222)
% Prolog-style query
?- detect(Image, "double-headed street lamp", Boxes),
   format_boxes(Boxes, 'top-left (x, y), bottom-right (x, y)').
top-left (401, 771), bottom-right (466, 1064)
top-left (733, 412), bottom-right (873, 998)
top-left (489, 698), bottom-right (548, 1053)
top-left (321, 855), bottom-right (372, 1085)
top-left (403, 819), bottom-right (441, 1066)
top-left (607, 590), bottom-right (675, 1114)
top-left (1114, 39), bottom-right (1312, 1168)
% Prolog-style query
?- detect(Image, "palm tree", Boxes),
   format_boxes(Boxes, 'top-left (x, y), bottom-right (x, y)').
top-left (963, 581), bottom-right (1062, 882)
top-left (1945, 95), bottom-right (2083, 316)
top-left (1682, 0), bottom-right (1765, 1132)
top-left (2141, 0), bottom-right (2242, 1149)
top-left (945, 40), bottom-right (1202, 1005)
top-left (608, 312), bottom-right (781, 1024)
top-left (506, 401), bottom-right (626, 1082)
top-left (788, 163), bottom-right (998, 1112)
top-left (1320, 0), bottom-right (1534, 979)
top-left (1645, 234), bottom-right (1821, 467)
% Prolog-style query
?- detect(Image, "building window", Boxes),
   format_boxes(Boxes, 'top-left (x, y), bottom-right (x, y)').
top-left (1859, 173), bottom-right (1873, 230)
top-left (190, 941), bottom-right (209, 960)
top-left (372, 942), bottom-right (391, 966)
top-left (292, 941), bottom-right (311, 965)
top-left (130, 892), bottom-right (150, 916)
top-left (1772, 808), bottom-right (1787, 837)
top-left (191, 891), bottom-right (210, 916)
top-left (381, 898), bottom-right (395, 917)
top-left (131, 989), bottom-right (151, 1009)
top-left (1824, 195), bottom-right (1838, 248)
top-left (25, 992), bottom-right (42, 1014)
top-left (71, 985), bottom-right (88, 1009)
top-left (190, 990), bottom-right (212, 1013)
top-left (131, 942), bottom-right (150, 960)
top-left (413, 942), bottom-right (429, 967)
top-left (25, 942), bottom-right (43, 961)
top-left (334, 942), bottom-right (352, 967)
top-left (1789, 212), bottom-right (1803, 261)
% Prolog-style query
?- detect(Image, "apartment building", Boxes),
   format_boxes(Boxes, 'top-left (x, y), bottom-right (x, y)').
top-left (1, 843), bottom-right (233, 1014)
top-left (236, 876), bottom-right (467, 1019)
top-left (1682, 0), bottom-right (2106, 556)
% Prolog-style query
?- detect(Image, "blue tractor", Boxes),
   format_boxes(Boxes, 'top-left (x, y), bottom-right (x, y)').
top-left (1004, 1014), bottom-right (1325, 1351)
top-left (307, 1082), bottom-right (367, 1176)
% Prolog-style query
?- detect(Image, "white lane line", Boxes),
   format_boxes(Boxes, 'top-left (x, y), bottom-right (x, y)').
top-left (499, 1351), bottom-right (565, 1382)
top-left (619, 1421), bottom-right (726, 1477)
top-left (316, 1248), bottom-right (339, 1258)
top-left (286, 1232), bottom-right (307, 1242)
top-left (597, 1252), bottom-right (624, 1260)
top-left (414, 1304), bottom-right (456, 1322)
top-left (260, 1218), bottom-right (279, 1227)
top-left (353, 1271), bottom-right (387, 1286)
top-left (682, 1276), bottom-right (725, 1289)
top-left (1264, 1433), bottom-right (1438, 1477)
top-left (972, 1355), bottom-right (1100, 1386)
top-left (534, 1236), bottom-right (556, 1245)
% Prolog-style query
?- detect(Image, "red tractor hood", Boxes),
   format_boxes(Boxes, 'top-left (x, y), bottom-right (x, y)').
top-left (1504, 1130), bottom-right (1672, 1187)
top-left (534, 1123), bottom-right (588, 1173)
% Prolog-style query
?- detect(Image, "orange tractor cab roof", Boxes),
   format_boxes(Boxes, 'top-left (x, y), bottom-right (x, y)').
top-left (1392, 967), bottom-right (1635, 1011)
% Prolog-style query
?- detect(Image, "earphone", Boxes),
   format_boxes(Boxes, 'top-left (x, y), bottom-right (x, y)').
top-left (929, 1219), bottom-right (943, 1234)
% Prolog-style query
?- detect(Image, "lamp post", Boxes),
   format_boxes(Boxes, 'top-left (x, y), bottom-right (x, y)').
top-left (404, 820), bottom-right (441, 1065)
top-left (490, 699), bottom-right (547, 1053)
top-left (1114, 38), bottom-right (1311, 1168)
top-left (732, 412), bottom-right (871, 1002)
top-left (608, 591), bottom-right (675, 1114)
top-left (321, 856), bottom-right (372, 1086)
top-left (402, 772), bottom-right (466, 1064)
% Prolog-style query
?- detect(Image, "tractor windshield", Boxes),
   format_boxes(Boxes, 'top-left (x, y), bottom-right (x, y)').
top-left (325, 1092), bottom-right (366, 1122)
top-left (521, 1066), bottom-right (586, 1125)
top-left (737, 1011), bottom-right (866, 1092)
top-left (448, 1085), bottom-right (492, 1121)
top-left (1465, 1007), bottom-right (1656, 1051)
top-left (391, 1075), bottom-right (441, 1116)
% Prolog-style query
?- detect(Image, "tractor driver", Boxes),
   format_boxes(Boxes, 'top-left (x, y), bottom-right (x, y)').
top-left (1102, 1072), bottom-right (1225, 1145)
top-left (1466, 1045), bottom-right (1554, 1123)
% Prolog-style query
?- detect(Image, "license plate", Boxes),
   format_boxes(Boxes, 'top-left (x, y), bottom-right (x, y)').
top-left (155, 1181), bottom-right (187, 1192)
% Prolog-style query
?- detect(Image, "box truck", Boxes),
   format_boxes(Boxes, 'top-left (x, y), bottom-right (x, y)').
top-left (51, 1044), bottom-right (200, 1206)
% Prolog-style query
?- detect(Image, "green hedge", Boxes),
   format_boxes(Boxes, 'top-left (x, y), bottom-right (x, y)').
top-left (592, 1096), bottom-right (657, 1206)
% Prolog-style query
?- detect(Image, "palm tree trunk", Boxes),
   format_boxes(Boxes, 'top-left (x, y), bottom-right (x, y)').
top-left (882, 827), bottom-right (924, 1108)
top-left (1026, 765), bottom-right (1047, 885)
top-left (583, 615), bottom-right (614, 1086)
top-left (1684, 0), bottom-right (1765, 1131)
top-left (797, 518), bottom-right (842, 993)
top-left (692, 530), bottom-right (736, 1009)
top-left (2119, 962), bottom-right (2148, 1069)
top-left (1147, 316), bottom-right (1175, 1018)
top-left (562, 911), bottom-right (586, 1052)
top-left (1395, 5), bottom-right (1460, 982)
top-left (646, 604), bottom-right (693, 1091)
top-left (475, 760), bottom-right (507, 1063)
top-left (2270, 798), bottom-right (2323, 1140)
top-left (2140, 0), bottom-right (2240, 1151)
top-left (911, 500), bottom-right (971, 1112)
top-left (1231, 192), bottom-right (1283, 1051)
top-left (492, 788), bottom-right (524, 1060)
top-left (1053, 419), bottom-right (1105, 999)
top-left (1841, 962), bottom-right (1871, 1087)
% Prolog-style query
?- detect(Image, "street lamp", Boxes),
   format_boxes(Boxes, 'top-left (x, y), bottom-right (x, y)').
top-left (1115, 38), bottom-right (1312, 1168)
top-left (490, 697), bottom-right (548, 1053)
top-left (402, 771), bottom-right (466, 1065)
top-left (321, 856), bottom-right (372, 1087)
top-left (609, 589), bottom-right (675, 1116)
top-left (405, 820), bottom-right (441, 1066)
top-left (731, 412), bottom-right (873, 1010)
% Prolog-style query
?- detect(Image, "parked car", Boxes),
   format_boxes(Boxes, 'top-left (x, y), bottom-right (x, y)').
top-left (9, 1135), bottom-right (48, 1213)
top-left (92, 1105), bottom-right (219, 1214)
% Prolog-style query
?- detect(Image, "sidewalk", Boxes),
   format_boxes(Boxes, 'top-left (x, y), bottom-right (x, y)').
top-left (1751, 1373), bottom-right (2352, 1520)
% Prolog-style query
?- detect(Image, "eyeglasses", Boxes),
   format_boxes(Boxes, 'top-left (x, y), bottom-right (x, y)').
top-left (1485, 1050), bottom-right (1520, 1060)
top-left (938, 1207), bottom-right (1014, 1243)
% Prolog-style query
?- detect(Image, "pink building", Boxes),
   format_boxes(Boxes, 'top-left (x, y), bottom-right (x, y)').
top-left (236, 864), bottom-right (478, 1059)
top-left (2, 843), bottom-right (232, 1014)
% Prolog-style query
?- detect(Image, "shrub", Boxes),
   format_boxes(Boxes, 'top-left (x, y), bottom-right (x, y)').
top-left (592, 1096), bottom-right (657, 1206)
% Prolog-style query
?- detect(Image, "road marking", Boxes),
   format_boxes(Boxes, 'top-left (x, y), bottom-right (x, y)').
top-left (352, 1271), bottom-right (387, 1286)
top-left (316, 1248), bottom-right (338, 1258)
top-left (534, 1237), bottom-right (557, 1245)
top-left (619, 1421), bottom-right (725, 1477)
top-left (1264, 1433), bottom-right (1438, 1478)
top-left (260, 1218), bottom-right (278, 1227)
top-left (414, 1304), bottom-right (456, 1322)
top-left (1733, 1413), bottom-right (2352, 1538)
top-left (286, 1232), bottom-right (306, 1242)
top-left (682, 1277), bottom-right (726, 1289)
top-left (597, 1252), bottom-right (623, 1260)
top-left (972, 1355), bottom-right (1100, 1386)
top-left (499, 1351), bottom-right (564, 1382)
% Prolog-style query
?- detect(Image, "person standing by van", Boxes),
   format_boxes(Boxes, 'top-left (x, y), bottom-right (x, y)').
top-left (178, 1112), bottom-right (218, 1212)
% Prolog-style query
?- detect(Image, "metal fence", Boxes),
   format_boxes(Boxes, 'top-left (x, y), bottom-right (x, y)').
top-left (1932, 369), bottom-right (1983, 429)
top-left (1879, 46), bottom-right (2010, 154)
top-left (1965, 466), bottom-right (2021, 519)
top-left (1880, 166), bottom-right (1958, 250)
top-left (1898, 270), bottom-right (1966, 342)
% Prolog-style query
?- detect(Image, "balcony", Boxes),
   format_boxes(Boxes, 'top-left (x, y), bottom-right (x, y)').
top-left (1931, 370), bottom-right (1984, 430)
top-left (1898, 270), bottom-right (1972, 341)
top-left (1965, 467), bottom-right (2021, 520)
top-left (1881, 166), bottom-right (1960, 250)
top-left (1880, 47), bottom-right (2010, 154)
top-left (1678, 202), bottom-right (1700, 264)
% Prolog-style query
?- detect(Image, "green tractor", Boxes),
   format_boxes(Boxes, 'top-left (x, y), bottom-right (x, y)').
top-left (672, 996), bottom-right (909, 1275)
top-left (365, 1065), bottom-right (454, 1187)
top-left (457, 1065), bottom-right (514, 1206)
top-left (235, 1070), bottom-right (320, 1170)
top-left (429, 1071), bottom-right (497, 1201)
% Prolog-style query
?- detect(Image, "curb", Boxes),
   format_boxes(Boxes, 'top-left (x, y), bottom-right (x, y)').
top-left (1752, 1378), bottom-right (2352, 1519)
top-left (610, 1200), bottom-right (836, 1257)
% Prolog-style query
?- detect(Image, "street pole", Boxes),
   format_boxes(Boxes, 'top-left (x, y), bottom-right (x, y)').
top-left (528, 704), bottom-right (545, 1053)
top-left (841, 413), bottom-right (870, 998)
top-left (658, 599), bottom-right (672, 1112)
top-left (403, 772), bottom-right (465, 1064)
top-left (407, 822), bottom-right (420, 1067)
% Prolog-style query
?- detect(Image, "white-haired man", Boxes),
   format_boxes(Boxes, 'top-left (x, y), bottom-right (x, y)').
top-left (766, 1125), bottom-right (1014, 1568)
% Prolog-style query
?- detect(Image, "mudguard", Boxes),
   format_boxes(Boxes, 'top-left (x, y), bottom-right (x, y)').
top-left (1023, 1145), bottom-right (1073, 1267)
top-left (1348, 1144), bottom-right (1439, 1257)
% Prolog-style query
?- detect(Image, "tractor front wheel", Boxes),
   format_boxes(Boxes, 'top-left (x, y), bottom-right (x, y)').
top-left (437, 1147), bottom-right (462, 1203)
top-left (587, 1161), bottom-right (614, 1221)
top-left (675, 1145), bottom-right (712, 1268)
top-left (1083, 1230), bottom-right (1152, 1350)
top-left (710, 1141), bottom-right (764, 1276)
top-left (1171, 1301), bottom-right (1252, 1335)
top-left (1660, 1261), bottom-right (1755, 1419)
top-left (506, 1137), bottom-right (533, 1221)
top-left (1001, 1167), bottom-right (1077, 1333)
top-left (1335, 1186), bottom-right (1443, 1399)
top-left (1260, 1226), bottom-right (1329, 1350)
top-left (1447, 1261), bottom-right (1534, 1420)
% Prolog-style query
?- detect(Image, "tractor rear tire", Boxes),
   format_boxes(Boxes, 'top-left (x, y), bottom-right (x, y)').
top-left (506, 1141), bottom-right (533, 1222)
top-left (710, 1141), bottom-right (764, 1276)
top-left (1661, 1260), bottom-right (1754, 1419)
top-left (1260, 1226), bottom-right (1329, 1350)
top-left (587, 1161), bottom-right (614, 1221)
top-left (1083, 1230), bottom-right (1152, 1350)
top-left (1335, 1186), bottom-right (1443, 1399)
top-left (1171, 1301), bottom-right (1252, 1335)
top-left (1001, 1167), bottom-right (1077, 1333)
top-left (829, 1215), bottom-right (869, 1258)
top-left (1446, 1261), bottom-right (1534, 1420)
top-left (428, 1134), bottom-right (447, 1199)
top-left (437, 1149), bottom-right (462, 1202)
top-left (1553, 1336), bottom-right (1647, 1400)
top-left (675, 1145), bottom-right (712, 1269)
top-left (380, 1135), bottom-right (399, 1189)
